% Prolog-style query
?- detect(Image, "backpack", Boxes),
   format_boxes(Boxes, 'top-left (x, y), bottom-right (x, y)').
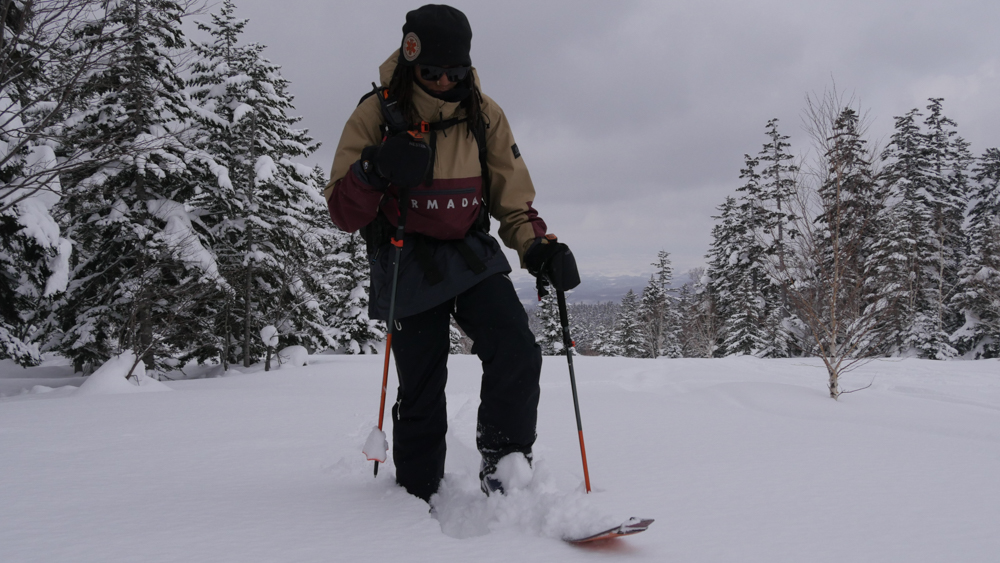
top-left (357, 83), bottom-right (492, 281)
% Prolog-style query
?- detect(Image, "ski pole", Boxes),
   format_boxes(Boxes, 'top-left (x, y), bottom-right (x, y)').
top-left (556, 288), bottom-right (591, 493)
top-left (374, 187), bottom-right (410, 477)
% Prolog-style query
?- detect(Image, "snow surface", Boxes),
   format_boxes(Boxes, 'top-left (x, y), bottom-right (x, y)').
top-left (2, 354), bottom-right (1000, 562)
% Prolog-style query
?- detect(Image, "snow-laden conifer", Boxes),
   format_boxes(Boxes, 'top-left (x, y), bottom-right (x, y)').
top-left (638, 250), bottom-right (681, 358)
top-left (188, 0), bottom-right (337, 364)
top-left (565, 301), bottom-right (617, 355)
top-left (704, 196), bottom-right (738, 357)
top-left (922, 99), bottom-right (972, 350)
top-left (814, 108), bottom-right (880, 281)
top-left (879, 100), bottom-right (969, 358)
top-left (0, 0), bottom-right (126, 366)
top-left (754, 119), bottom-right (802, 356)
top-left (951, 148), bottom-right (1000, 357)
top-left (711, 161), bottom-right (773, 357)
top-left (533, 290), bottom-right (565, 355)
top-left (325, 225), bottom-right (382, 354)
top-left (676, 270), bottom-right (717, 358)
top-left (51, 0), bottom-right (219, 372)
top-left (603, 289), bottom-right (644, 358)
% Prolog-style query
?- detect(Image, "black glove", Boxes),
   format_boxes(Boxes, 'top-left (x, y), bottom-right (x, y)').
top-left (355, 144), bottom-right (389, 191)
top-left (354, 133), bottom-right (432, 191)
top-left (525, 235), bottom-right (581, 292)
top-left (377, 132), bottom-right (432, 189)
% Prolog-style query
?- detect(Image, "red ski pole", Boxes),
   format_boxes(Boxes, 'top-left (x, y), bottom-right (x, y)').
top-left (374, 188), bottom-right (410, 477)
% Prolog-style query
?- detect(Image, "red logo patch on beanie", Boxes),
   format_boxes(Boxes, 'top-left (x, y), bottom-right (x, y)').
top-left (403, 32), bottom-right (421, 62)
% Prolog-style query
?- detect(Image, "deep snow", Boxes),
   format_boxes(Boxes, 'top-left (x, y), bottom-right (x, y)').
top-left (2, 353), bottom-right (999, 562)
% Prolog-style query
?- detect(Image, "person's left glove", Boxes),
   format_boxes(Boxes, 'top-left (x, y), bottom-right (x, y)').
top-left (525, 235), bottom-right (581, 292)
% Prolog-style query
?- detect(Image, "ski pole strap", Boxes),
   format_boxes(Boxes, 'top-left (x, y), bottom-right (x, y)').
top-left (536, 276), bottom-right (550, 301)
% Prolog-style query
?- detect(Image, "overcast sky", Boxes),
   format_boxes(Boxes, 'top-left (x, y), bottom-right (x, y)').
top-left (190, 0), bottom-right (1000, 281)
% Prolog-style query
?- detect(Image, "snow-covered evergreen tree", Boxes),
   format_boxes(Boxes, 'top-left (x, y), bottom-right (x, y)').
top-left (879, 99), bottom-right (969, 358)
top-left (188, 0), bottom-right (333, 365)
top-left (533, 291), bottom-right (565, 355)
top-left (51, 0), bottom-right (220, 372)
top-left (449, 323), bottom-right (462, 354)
top-left (877, 108), bottom-right (929, 354)
top-left (755, 119), bottom-right (801, 356)
top-left (704, 196), bottom-right (738, 356)
top-left (722, 119), bottom-right (807, 357)
top-left (604, 289), bottom-right (644, 358)
top-left (710, 163), bottom-right (774, 357)
top-left (567, 301), bottom-right (617, 355)
top-left (638, 251), bottom-right (681, 358)
top-left (810, 106), bottom-right (886, 354)
top-left (0, 1), bottom-right (77, 365)
top-left (638, 277), bottom-right (665, 358)
top-left (677, 269), bottom-right (718, 358)
top-left (757, 119), bottom-right (799, 253)
top-left (923, 98), bottom-right (971, 349)
top-left (951, 148), bottom-right (1000, 357)
top-left (328, 228), bottom-right (382, 354)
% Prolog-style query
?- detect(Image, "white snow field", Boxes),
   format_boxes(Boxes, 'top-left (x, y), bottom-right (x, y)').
top-left (2, 353), bottom-right (999, 562)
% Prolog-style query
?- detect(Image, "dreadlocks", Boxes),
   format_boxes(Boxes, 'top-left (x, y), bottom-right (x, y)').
top-left (387, 64), bottom-right (483, 134)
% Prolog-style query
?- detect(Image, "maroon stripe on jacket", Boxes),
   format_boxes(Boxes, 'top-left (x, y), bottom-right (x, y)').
top-left (327, 168), bottom-right (383, 233)
top-left (381, 176), bottom-right (484, 240)
top-left (525, 201), bottom-right (548, 238)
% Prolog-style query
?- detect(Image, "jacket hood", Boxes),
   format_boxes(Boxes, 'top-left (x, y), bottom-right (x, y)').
top-left (379, 50), bottom-right (482, 90)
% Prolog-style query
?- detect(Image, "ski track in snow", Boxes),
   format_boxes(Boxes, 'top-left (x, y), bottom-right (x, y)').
top-left (2, 355), bottom-right (1000, 562)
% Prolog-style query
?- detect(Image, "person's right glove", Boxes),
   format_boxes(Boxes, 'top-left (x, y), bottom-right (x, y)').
top-left (525, 235), bottom-right (581, 292)
top-left (356, 132), bottom-right (432, 190)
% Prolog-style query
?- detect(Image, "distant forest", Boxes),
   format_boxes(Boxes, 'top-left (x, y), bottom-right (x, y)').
top-left (522, 92), bottom-right (999, 395)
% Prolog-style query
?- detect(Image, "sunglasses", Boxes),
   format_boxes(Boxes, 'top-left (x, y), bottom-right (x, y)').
top-left (419, 65), bottom-right (470, 82)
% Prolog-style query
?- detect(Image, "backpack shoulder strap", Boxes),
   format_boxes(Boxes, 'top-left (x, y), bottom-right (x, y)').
top-left (357, 82), bottom-right (381, 107)
top-left (471, 113), bottom-right (491, 233)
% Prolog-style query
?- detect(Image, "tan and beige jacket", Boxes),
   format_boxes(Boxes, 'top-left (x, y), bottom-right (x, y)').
top-left (325, 52), bottom-right (547, 265)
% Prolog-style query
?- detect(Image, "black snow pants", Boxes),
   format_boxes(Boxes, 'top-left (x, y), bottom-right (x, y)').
top-left (390, 273), bottom-right (542, 501)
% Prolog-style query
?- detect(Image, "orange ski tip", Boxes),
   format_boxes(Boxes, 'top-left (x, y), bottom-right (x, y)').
top-left (564, 518), bottom-right (655, 544)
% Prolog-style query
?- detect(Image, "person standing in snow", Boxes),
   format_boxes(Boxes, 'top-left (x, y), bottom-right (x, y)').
top-left (325, 4), bottom-right (579, 502)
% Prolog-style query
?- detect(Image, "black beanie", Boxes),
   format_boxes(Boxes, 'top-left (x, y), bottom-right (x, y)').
top-left (398, 5), bottom-right (472, 67)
